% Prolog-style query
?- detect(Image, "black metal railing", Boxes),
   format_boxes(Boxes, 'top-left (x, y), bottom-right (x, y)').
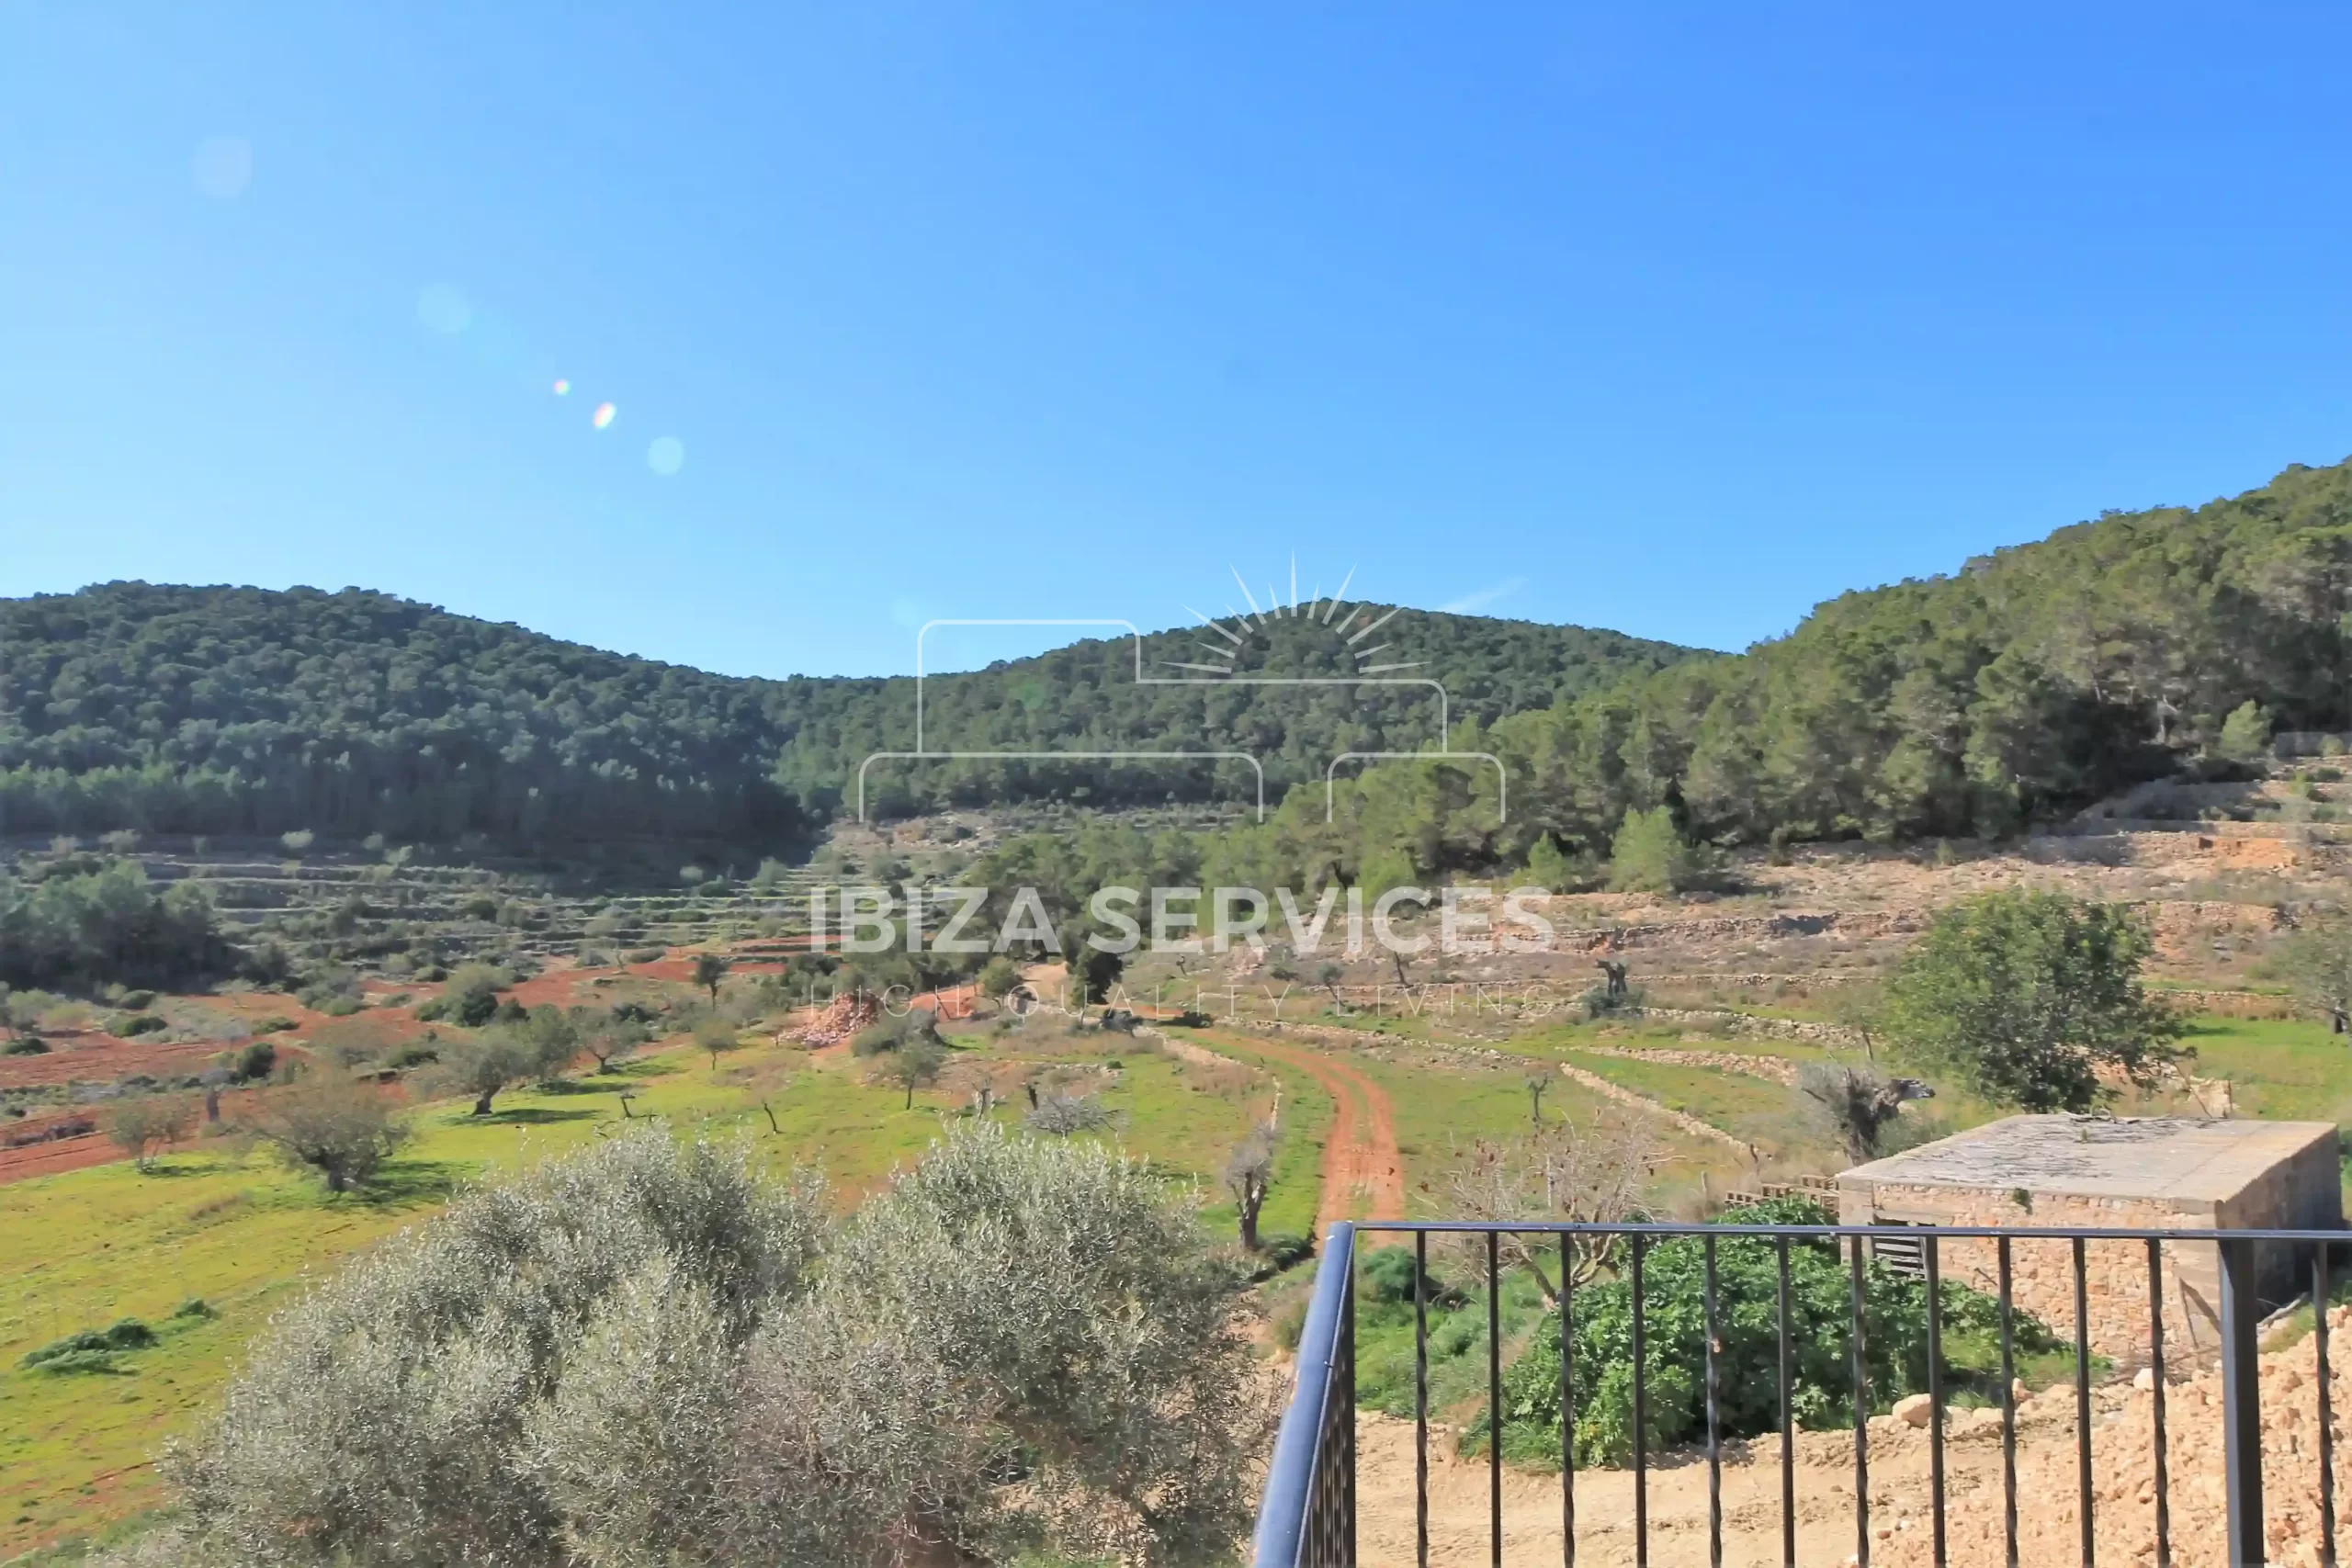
top-left (1254, 1220), bottom-right (2347, 1568)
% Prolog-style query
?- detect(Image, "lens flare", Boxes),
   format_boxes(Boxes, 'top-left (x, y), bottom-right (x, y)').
top-left (591, 401), bottom-right (616, 430)
top-left (552, 378), bottom-right (571, 396)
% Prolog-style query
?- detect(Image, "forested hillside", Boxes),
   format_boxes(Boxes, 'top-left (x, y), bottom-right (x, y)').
top-left (1498, 456), bottom-right (2352, 850)
top-left (0, 585), bottom-right (808, 854)
top-left (7, 456), bottom-right (2346, 867)
top-left (1172, 455), bottom-right (2352, 892)
top-left (0, 582), bottom-right (1688, 852)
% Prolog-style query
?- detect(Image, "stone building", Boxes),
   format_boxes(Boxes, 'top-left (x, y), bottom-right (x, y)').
top-left (1837, 1115), bottom-right (2342, 1364)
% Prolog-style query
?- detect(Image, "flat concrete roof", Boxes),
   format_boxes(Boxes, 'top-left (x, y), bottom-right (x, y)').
top-left (1841, 1115), bottom-right (2339, 1204)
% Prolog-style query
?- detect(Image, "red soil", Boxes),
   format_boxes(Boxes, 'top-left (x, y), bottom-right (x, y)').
top-left (1204, 1030), bottom-right (1406, 1232)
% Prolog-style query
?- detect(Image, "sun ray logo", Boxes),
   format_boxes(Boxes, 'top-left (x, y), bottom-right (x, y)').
top-left (853, 561), bottom-right (1504, 824)
top-left (1170, 558), bottom-right (1423, 678)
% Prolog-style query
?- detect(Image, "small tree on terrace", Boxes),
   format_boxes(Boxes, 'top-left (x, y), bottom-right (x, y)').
top-left (243, 1071), bottom-right (409, 1192)
top-left (435, 1031), bottom-right (535, 1117)
top-left (690, 953), bottom-right (730, 1003)
top-left (582, 1012), bottom-right (650, 1074)
top-left (873, 1035), bottom-right (946, 1109)
top-left (1883, 889), bottom-right (2186, 1111)
top-left (1446, 1107), bottom-right (1664, 1305)
top-left (520, 1005), bottom-right (583, 1085)
top-left (977, 955), bottom-right (1023, 1002)
top-left (695, 1015), bottom-right (744, 1072)
top-left (1798, 1062), bottom-right (1936, 1162)
top-left (2218, 700), bottom-right (2274, 764)
top-left (1607, 806), bottom-right (1709, 895)
top-left (107, 1093), bottom-right (198, 1172)
top-left (2278, 914), bottom-right (2352, 1035)
top-left (1524, 1065), bottom-right (1556, 1126)
top-left (1225, 1122), bottom-right (1277, 1251)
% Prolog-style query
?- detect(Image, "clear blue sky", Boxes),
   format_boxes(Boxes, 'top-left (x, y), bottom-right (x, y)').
top-left (5, 4), bottom-right (2350, 678)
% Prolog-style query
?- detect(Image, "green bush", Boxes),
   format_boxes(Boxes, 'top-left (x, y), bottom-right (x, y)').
top-left (1360, 1244), bottom-right (1441, 1304)
top-left (230, 1041), bottom-right (277, 1083)
top-left (111, 1013), bottom-right (168, 1037)
top-left (1606, 807), bottom-right (1713, 894)
top-left (2218, 700), bottom-right (2273, 762)
top-left (1494, 1198), bottom-right (2061, 1464)
top-left (3, 1036), bottom-right (50, 1055)
top-left (432, 964), bottom-right (507, 1028)
top-left (20, 1316), bottom-right (158, 1373)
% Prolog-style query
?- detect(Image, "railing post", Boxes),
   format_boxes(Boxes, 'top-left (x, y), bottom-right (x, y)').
top-left (1253, 1222), bottom-right (1358, 1568)
top-left (2219, 1235), bottom-right (2265, 1568)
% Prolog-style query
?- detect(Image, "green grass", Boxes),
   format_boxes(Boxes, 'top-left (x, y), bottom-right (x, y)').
top-left (1558, 1051), bottom-right (1808, 1153)
top-left (1351, 1246), bottom-right (1553, 1443)
top-left (10, 1001), bottom-right (2338, 1557)
top-left (2177, 1015), bottom-right (2352, 1122)
top-left (0, 1032), bottom-right (1268, 1559)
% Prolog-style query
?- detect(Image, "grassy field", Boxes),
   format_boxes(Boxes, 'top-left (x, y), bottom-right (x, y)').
top-left (0, 1025), bottom-right (1287, 1560)
top-left (2178, 1015), bottom-right (2352, 1121)
top-left (7, 997), bottom-right (2346, 1561)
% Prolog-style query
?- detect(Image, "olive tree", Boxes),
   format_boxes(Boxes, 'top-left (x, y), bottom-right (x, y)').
top-left (2278, 913), bottom-right (2352, 1035)
top-left (433, 1029), bottom-right (535, 1116)
top-left (242, 1071), bottom-right (409, 1192)
top-left (149, 1131), bottom-right (826, 1568)
top-left (107, 1093), bottom-right (197, 1172)
top-left (130, 1123), bottom-right (1270, 1568)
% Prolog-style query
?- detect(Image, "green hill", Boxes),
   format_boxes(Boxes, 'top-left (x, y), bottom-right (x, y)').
top-left (1259, 454), bottom-right (2352, 886)
top-left (10, 453), bottom-right (2347, 870)
top-left (1491, 455), bottom-right (2352, 853)
top-left (0, 582), bottom-right (1691, 853)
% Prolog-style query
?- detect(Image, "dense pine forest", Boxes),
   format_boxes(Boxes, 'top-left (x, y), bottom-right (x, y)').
top-left (1240, 454), bottom-right (2352, 891)
top-left (0, 582), bottom-right (1687, 853)
top-left (3, 456), bottom-right (2346, 868)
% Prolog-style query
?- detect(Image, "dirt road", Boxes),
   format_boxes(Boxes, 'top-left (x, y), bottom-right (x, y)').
top-left (1202, 1030), bottom-right (1406, 1230)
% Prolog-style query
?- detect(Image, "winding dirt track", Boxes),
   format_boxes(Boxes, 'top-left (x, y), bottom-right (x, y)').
top-left (1202, 1030), bottom-right (1406, 1230)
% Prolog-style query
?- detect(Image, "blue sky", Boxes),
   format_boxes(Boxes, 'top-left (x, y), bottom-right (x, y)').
top-left (4, 4), bottom-right (2350, 678)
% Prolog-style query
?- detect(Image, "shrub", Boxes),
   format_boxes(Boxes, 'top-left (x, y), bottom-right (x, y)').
top-left (2218, 700), bottom-right (2273, 762)
top-left (21, 1317), bottom-right (157, 1373)
top-left (435, 964), bottom-right (507, 1028)
top-left (1023, 1090), bottom-right (1112, 1135)
top-left (3, 1036), bottom-right (51, 1055)
top-left (1496, 1197), bottom-right (2059, 1464)
top-left (1360, 1244), bottom-right (1447, 1304)
top-left (229, 1041), bottom-right (277, 1083)
top-left (977, 955), bottom-right (1023, 998)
